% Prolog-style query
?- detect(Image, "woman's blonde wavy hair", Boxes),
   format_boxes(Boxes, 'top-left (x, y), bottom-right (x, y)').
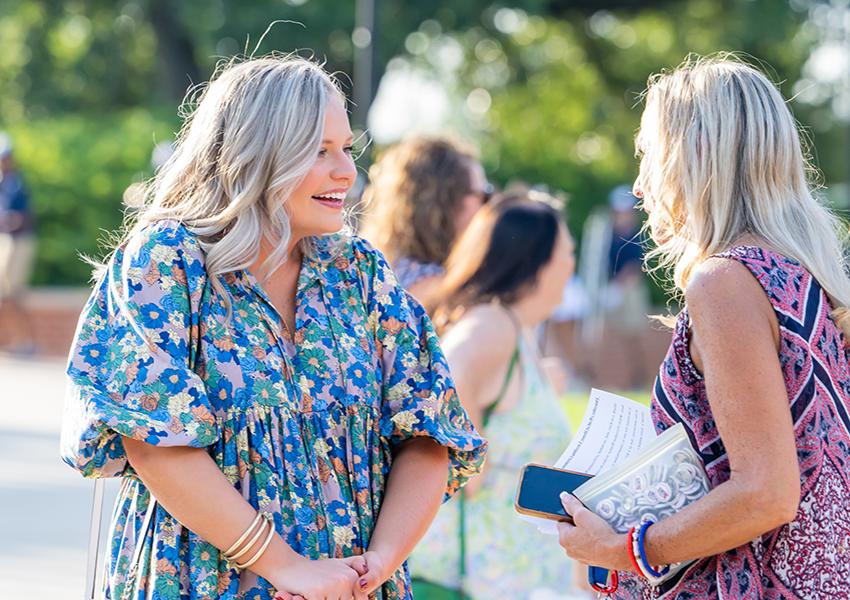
top-left (100, 54), bottom-right (343, 309)
top-left (637, 53), bottom-right (850, 337)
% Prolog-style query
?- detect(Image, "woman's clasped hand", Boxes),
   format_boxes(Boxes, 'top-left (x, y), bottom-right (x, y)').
top-left (272, 552), bottom-right (387, 600)
top-left (272, 559), bottom-right (361, 600)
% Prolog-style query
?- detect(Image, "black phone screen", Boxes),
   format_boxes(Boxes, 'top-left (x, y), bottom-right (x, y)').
top-left (516, 465), bottom-right (593, 520)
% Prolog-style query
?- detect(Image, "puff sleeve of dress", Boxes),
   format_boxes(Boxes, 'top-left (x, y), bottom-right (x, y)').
top-left (355, 238), bottom-right (487, 500)
top-left (60, 221), bottom-right (217, 478)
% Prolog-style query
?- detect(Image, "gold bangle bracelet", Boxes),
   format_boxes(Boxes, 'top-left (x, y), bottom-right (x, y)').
top-left (223, 513), bottom-right (264, 558)
top-left (235, 514), bottom-right (275, 571)
top-left (228, 515), bottom-right (269, 562)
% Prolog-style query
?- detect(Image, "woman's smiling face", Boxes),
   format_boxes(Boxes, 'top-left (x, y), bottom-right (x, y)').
top-left (286, 94), bottom-right (357, 242)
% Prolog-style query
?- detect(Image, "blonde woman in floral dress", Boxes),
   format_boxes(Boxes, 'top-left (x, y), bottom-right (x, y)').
top-left (60, 55), bottom-right (485, 600)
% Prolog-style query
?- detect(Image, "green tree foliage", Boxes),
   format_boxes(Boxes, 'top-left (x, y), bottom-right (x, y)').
top-left (394, 0), bottom-right (822, 238)
top-left (0, 0), bottom-right (839, 285)
top-left (6, 110), bottom-right (177, 284)
top-left (1, 0), bottom-right (527, 117)
top-left (1, 0), bottom-right (545, 286)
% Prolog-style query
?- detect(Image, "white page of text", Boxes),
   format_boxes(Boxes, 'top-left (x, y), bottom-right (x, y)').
top-left (520, 389), bottom-right (656, 535)
top-left (555, 388), bottom-right (655, 475)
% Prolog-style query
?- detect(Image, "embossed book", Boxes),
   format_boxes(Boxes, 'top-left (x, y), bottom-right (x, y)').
top-left (524, 390), bottom-right (710, 583)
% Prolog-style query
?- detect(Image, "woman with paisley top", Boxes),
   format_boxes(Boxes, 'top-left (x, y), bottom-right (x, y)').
top-left (60, 55), bottom-right (485, 600)
top-left (557, 55), bottom-right (850, 599)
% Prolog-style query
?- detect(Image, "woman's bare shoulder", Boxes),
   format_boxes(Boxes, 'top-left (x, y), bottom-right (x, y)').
top-left (444, 303), bottom-right (518, 353)
top-left (686, 256), bottom-right (777, 345)
top-left (442, 304), bottom-right (518, 402)
top-left (686, 257), bottom-right (768, 313)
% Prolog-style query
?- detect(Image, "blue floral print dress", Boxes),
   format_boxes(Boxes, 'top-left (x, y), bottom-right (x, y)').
top-left (60, 220), bottom-right (486, 600)
top-left (392, 257), bottom-right (444, 290)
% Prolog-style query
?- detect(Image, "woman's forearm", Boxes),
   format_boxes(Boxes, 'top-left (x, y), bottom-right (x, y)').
top-left (122, 438), bottom-right (304, 586)
top-left (637, 475), bottom-right (796, 569)
top-left (367, 438), bottom-right (449, 575)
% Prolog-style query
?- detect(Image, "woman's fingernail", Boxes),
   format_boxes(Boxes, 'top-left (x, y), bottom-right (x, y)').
top-left (359, 578), bottom-right (368, 588)
top-left (560, 491), bottom-right (569, 500)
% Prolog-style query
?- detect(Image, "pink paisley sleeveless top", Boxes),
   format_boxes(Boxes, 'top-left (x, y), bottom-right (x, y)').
top-left (618, 246), bottom-right (850, 599)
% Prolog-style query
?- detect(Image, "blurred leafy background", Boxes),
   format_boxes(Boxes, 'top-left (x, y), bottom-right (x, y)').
top-left (2, 0), bottom-right (848, 286)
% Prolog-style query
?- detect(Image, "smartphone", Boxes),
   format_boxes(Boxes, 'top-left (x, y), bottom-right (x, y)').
top-left (514, 463), bottom-right (593, 523)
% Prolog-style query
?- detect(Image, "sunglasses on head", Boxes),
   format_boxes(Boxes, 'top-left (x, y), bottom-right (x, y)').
top-left (471, 182), bottom-right (496, 204)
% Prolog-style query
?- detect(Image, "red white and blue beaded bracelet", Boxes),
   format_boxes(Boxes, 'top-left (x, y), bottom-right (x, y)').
top-left (627, 519), bottom-right (671, 584)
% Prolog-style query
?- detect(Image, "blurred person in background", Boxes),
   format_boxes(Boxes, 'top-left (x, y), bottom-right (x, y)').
top-left (410, 190), bottom-right (586, 599)
top-left (359, 136), bottom-right (490, 308)
top-left (605, 186), bottom-right (647, 314)
top-left (60, 55), bottom-right (485, 600)
top-left (557, 55), bottom-right (850, 599)
top-left (603, 185), bottom-right (650, 388)
top-left (576, 185), bottom-right (651, 389)
top-left (0, 132), bottom-right (36, 354)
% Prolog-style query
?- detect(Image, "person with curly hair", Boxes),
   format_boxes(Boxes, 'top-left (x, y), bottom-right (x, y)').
top-left (359, 136), bottom-right (490, 308)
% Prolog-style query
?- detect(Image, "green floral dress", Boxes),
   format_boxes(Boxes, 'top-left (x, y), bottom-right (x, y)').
top-left (409, 331), bottom-right (575, 598)
top-left (60, 220), bottom-right (486, 599)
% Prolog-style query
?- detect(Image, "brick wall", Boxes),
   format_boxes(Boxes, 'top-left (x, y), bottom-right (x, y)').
top-left (0, 288), bottom-right (89, 357)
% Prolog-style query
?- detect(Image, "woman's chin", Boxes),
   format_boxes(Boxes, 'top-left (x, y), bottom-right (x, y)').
top-left (290, 218), bottom-right (345, 241)
top-left (308, 220), bottom-right (345, 238)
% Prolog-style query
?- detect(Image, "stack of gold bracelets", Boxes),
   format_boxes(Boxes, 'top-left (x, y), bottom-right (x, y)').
top-left (222, 512), bottom-right (275, 572)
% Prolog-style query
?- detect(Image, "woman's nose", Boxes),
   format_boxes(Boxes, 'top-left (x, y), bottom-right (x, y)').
top-left (632, 179), bottom-right (644, 199)
top-left (333, 152), bottom-right (357, 184)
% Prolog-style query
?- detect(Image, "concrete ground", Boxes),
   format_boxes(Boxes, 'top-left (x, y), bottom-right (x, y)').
top-left (0, 355), bottom-right (117, 599)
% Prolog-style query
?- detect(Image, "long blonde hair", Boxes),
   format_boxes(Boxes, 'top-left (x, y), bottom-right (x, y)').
top-left (637, 53), bottom-right (850, 337)
top-left (102, 54), bottom-right (342, 305)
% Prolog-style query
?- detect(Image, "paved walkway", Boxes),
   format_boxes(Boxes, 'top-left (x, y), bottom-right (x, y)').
top-left (0, 355), bottom-right (117, 598)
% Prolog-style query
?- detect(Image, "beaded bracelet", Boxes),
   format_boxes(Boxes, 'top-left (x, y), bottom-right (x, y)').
top-left (629, 526), bottom-right (656, 580)
top-left (626, 527), bottom-right (645, 576)
top-left (637, 520), bottom-right (670, 579)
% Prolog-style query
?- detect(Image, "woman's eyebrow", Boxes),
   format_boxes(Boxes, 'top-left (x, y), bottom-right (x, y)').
top-left (322, 135), bottom-right (355, 144)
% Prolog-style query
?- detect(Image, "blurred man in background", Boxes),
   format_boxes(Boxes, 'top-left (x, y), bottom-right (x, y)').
top-left (578, 185), bottom-right (651, 389)
top-left (0, 133), bottom-right (36, 354)
top-left (602, 185), bottom-right (650, 387)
